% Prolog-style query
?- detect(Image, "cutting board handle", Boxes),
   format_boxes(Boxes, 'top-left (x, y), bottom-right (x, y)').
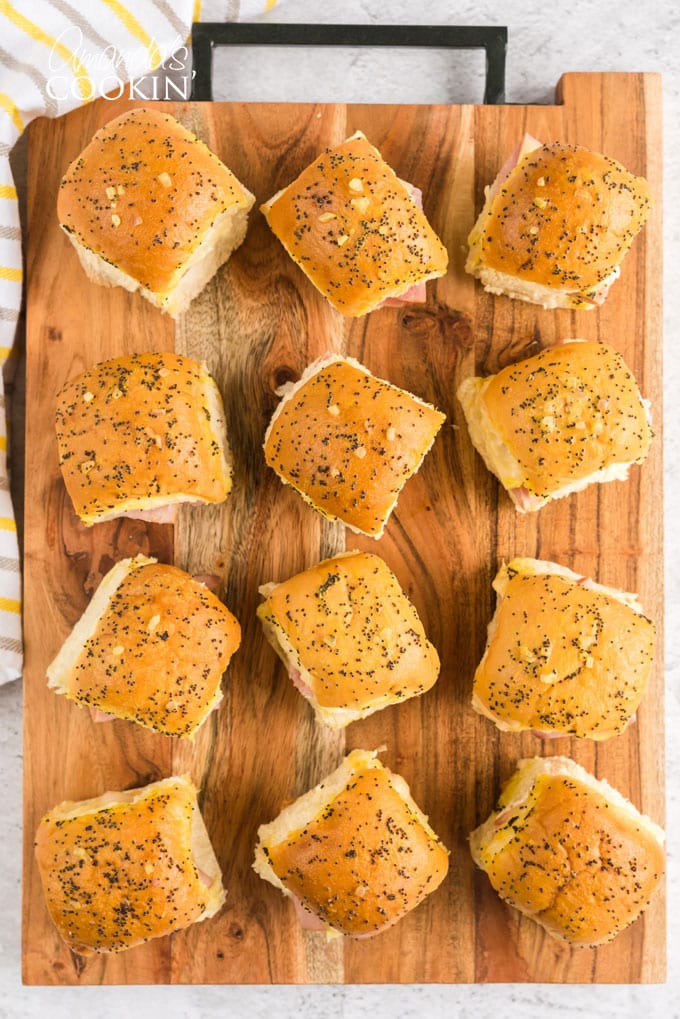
top-left (190, 23), bottom-right (507, 105)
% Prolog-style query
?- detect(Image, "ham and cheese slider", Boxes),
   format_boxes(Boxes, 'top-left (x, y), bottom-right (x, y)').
top-left (58, 107), bottom-right (255, 317)
top-left (55, 352), bottom-right (232, 526)
top-left (470, 756), bottom-right (665, 946)
top-left (466, 134), bottom-right (651, 309)
top-left (257, 551), bottom-right (440, 727)
top-left (457, 340), bottom-right (653, 512)
top-left (264, 354), bottom-right (445, 537)
top-left (472, 558), bottom-right (655, 740)
top-left (261, 131), bottom-right (448, 316)
top-left (254, 749), bottom-right (449, 938)
top-left (47, 555), bottom-right (241, 738)
top-left (35, 775), bottom-right (225, 954)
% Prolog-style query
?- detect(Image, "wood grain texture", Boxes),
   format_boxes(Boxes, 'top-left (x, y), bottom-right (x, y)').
top-left (23, 75), bottom-right (663, 985)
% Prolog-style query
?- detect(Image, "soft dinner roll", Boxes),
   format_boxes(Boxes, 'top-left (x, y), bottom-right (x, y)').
top-left (261, 130), bottom-right (448, 316)
top-left (257, 550), bottom-right (440, 727)
top-left (55, 352), bottom-right (232, 525)
top-left (466, 134), bottom-right (651, 309)
top-left (34, 775), bottom-right (225, 954)
top-left (58, 107), bottom-right (255, 317)
top-left (470, 756), bottom-right (665, 946)
top-left (254, 749), bottom-right (449, 937)
top-left (457, 339), bottom-right (653, 512)
top-left (472, 557), bottom-right (654, 739)
top-left (263, 354), bottom-right (445, 537)
top-left (47, 555), bottom-right (241, 738)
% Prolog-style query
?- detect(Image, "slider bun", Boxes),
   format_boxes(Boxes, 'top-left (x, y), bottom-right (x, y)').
top-left (58, 107), bottom-right (255, 318)
top-left (55, 352), bottom-right (232, 525)
top-left (263, 354), bottom-right (445, 537)
top-left (257, 550), bottom-right (440, 727)
top-left (261, 130), bottom-right (448, 316)
top-left (47, 555), bottom-right (241, 738)
top-left (466, 138), bottom-right (651, 309)
top-left (472, 558), bottom-right (654, 739)
top-left (34, 775), bottom-right (225, 954)
top-left (254, 749), bottom-right (449, 937)
top-left (457, 340), bottom-right (653, 511)
top-left (470, 756), bottom-right (665, 947)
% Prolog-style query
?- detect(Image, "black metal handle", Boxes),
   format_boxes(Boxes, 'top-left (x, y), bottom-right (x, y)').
top-left (190, 23), bottom-right (507, 105)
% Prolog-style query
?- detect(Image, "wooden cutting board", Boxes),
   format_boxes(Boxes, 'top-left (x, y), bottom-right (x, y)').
top-left (23, 73), bottom-right (663, 985)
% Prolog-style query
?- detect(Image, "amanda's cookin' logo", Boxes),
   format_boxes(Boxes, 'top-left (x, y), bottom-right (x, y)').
top-left (46, 27), bottom-right (195, 102)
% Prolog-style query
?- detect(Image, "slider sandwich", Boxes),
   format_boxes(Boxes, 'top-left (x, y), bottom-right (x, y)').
top-left (472, 558), bottom-right (655, 740)
top-left (35, 775), bottom-right (225, 954)
top-left (264, 354), bottom-right (445, 537)
top-left (254, 749), bottom-right (449, 937)
top-left (47, 555), bottom-right (241, 738)
top-left (466, 134), bottom-right (651, 308)
top-left (261, 131), bottom-right (448, 316)
top-left (470, 756), bottom-right (665, 946)
top-left (55, 352), bottom-right (232, 526)
top-left (457, 340), bottom-right (653, 512)
top-left (258, 551), bottom-right (440, 727)
top-left (58, 107), bottom-right (255, 317)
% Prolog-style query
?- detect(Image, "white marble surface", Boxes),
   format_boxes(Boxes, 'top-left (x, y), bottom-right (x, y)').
top-left (2, 1), bottom-right (678, 1015)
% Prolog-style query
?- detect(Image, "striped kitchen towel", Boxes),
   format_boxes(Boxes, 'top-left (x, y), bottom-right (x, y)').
top-left (0, 0), bottom-right (279, 683)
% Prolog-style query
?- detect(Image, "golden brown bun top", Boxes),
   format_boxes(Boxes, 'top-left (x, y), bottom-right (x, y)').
top-left (473, 560), bottom-right (654, 739)
top-left (55, 352), bottom-right (230, 524)
top-left (473, 762), bottom-right (665, 946)
top-left (263, 757), bottom-right (449, 936)
top-left (483, 341), bottom-right (652, 498)
top-left (264, 356), bottom-right (445, 537)
top-left (262, 132), bottom-right (448, 316)
top-left (479, 142), bottom-right (651, 294)
top-left (259, 551), bottom-right (439, 710)
top-left (34, 776), bottom-right (217, 954)
top-left (60, 560), bottom-right (241, 738)
top-left (58, 107), bottom-right (253, 295)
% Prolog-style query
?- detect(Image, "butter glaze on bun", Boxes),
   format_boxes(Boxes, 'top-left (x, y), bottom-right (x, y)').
top-left (34, 775), bottom-right (225, 954)
top-left (47, 555), bottom-right (241, 738)
top-left (254, 749), bottom-right (449, 937)
top-left (466, 136), bottom-right (651, 309)
top-left (263, 354), bottom-right (445, 537)
top-left (472, 557), bottom-right (654, 740)
top-left (55, 352), bottom-right (232, 525)
top-left (457, 340), bottom-right (653, 512)
top-left (257, 550), bottom-right (440, 727)
top-left (261, 131), bottom-right (448, 316)
top-left (58, 107), bottom-right (255, 317)
top-left (470, 756), bottom-right (665, 947)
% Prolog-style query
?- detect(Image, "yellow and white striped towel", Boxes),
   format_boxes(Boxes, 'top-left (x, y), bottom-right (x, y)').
top-left (0, 0), bottom-right (278, 683)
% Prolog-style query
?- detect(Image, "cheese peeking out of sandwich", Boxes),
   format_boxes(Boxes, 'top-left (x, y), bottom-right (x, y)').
top-left (257, 550), bottom-right (440, 728)
top-left (261, 131), bottom-right (448, 316)
top-left (34, 775), bottom-right (226, 954)
top-left (254, 749), bottom-right (449, 938)
top-left (469, 756), bottom-right (665, 947)
top-left (55, 352), bottom-right (232, 526)
top-left (457, 339), bottom-right (653, 512)
top-left (472, 557), bottom-right (655, 740)
top-left (465, 135), bottom-right (652, 309)
top-left (47, 555), bottom-right (241, 738)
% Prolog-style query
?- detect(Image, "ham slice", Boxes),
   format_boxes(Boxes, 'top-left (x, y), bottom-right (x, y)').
top-left (90, 706), bottom-right (118, 723)
top-left (192, 573), bottom-right (221, 594)
top-left (510, 487), bottom-right (545, 513)
top-left (121, 505), bottom-right (179, 524)
top-left (291, 894), bottom-right (329, 932)
top-left (378, 184), bottom-right (429, 308)
top-left (289, 667), bottom-right (313, 701)
top-left (487, 133), bottom-right (543, 203)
